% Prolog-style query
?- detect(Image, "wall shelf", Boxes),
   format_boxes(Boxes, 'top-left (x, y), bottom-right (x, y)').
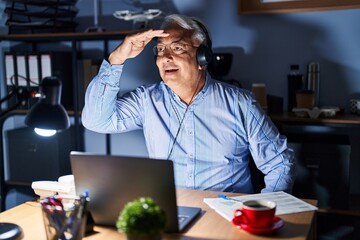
top-left (0, 31), bottom-right (133, 42)
top-left (238, 0), bottom-right (360, 14)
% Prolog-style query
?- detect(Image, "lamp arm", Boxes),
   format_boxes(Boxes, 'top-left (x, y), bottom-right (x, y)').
top-left (0, 88), bottom-right (32, 119)
top-left (0, 89), bottom-right (18, 105)
top-left (0, 102), bottom-right (22, 119)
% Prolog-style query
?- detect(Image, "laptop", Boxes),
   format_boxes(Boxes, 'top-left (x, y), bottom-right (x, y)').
top-left (70, 151), bottom-right (201, 233)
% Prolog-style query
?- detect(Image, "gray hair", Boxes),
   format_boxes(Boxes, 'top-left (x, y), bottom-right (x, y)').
top-left (160, 14), bottom-right (210, 46)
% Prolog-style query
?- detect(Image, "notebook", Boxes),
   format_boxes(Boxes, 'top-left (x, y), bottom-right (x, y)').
top-left (70, 151), bottom-right (201, 233)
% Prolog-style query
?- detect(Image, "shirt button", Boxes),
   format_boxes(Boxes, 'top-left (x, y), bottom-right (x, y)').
top-left (188, 174), bottom-right (192, 179)
top-left (188, 131), bottom-right (193, 135)
top-left (189, 153), bottom-right (193, 158)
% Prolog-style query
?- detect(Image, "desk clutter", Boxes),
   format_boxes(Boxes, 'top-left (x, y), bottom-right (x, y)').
top-left (292, 106), bottom-right (340, 119)
top-left (31, 175), bottom-right (76, 199)
top-left (32, 175), bottom-right (94, 239)
top-left (204, 191), bottom-right (318, 221)
top-left (204, 191), bottom-right (317, 234)
top-left (41, 193), bottom-right (89, 240)
top-left (0, 187), bottom-right (318, 239)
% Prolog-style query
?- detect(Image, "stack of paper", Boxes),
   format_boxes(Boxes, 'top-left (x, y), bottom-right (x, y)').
top-left (204, 191), bottom-right (318, 221)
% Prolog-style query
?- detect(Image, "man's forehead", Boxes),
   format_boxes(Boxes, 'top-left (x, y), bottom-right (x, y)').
top-left (157, 27), bottom-right (192, 44)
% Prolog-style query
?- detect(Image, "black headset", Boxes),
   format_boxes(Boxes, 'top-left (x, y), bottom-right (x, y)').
top-left (192, 18), bottom-right (213, 66)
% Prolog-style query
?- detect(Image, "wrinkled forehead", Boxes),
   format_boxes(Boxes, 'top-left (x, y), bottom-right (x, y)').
top-left (157, 23), bottom-right (195, 45)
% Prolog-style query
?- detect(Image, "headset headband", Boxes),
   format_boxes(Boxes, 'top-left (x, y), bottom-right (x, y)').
top-left (192, 18), bottom-right (212, 48)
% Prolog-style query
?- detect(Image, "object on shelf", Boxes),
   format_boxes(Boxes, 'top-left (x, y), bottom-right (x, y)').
top-left (3, 0), bottom-right (78, 34)
top-left (287, 64), bottom-right (304, 112)
top-left (4, 0), bottom-right (78, 6)
top-left (296, 89), bottom-right (314, 109)
top-left (85, 0), bottom-right (105, 33)
top-left (292, 106), bottom-right (340, 119)
top-left (349, 99), bottom-right (360, 114)
top-left (307, 62), bottom-right (320, 107)
top-left (208, 53), bottom-right (232, 79)
top-left (5, 5), bottom-right (78, 18)
top-left (113, 9), bottom-right (162, 29)
top-left (3, 51), bottom-right (75, 110)
top-left (208, 52), bottom-right (241, 87)
top-left (252, 83), bottom-right (268, 112)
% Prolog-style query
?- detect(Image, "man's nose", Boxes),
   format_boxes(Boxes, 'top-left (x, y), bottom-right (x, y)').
top-left (162, 48), bottom-right (174, 60)
top-left (164, 47), bottom-right (173, 56)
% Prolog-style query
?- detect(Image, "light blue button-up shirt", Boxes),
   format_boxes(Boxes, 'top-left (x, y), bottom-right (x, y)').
top-left (82, 60), bottom-right (296, 194)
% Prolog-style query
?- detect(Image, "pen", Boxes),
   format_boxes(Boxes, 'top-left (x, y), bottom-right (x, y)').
top-left (218, 194), bottom-right (243, 203)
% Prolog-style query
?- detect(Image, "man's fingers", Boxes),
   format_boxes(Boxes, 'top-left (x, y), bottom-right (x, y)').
top-left (128, 29), bottom-right (169, 47)
top-left (147, 29), bottom-right (170, 38)
top-left (110, 29), bottom-right (169, 64)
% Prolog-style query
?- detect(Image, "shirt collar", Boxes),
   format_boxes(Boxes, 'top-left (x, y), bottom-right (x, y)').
top-left (162, 74), bottom-right (212, 107)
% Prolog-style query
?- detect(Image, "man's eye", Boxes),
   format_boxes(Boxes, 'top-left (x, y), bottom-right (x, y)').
top-left (157, 46), bottom-right (165, 52)
top-left (173, 45), bottom-right (184, 51)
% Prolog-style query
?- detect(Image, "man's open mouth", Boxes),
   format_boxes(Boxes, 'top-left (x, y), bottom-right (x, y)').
top-left (165, 69), bottom-right (178, 73)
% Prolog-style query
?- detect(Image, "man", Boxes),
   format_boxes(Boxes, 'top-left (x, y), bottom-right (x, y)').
top-left (82, 14), bottom-right (296, 194)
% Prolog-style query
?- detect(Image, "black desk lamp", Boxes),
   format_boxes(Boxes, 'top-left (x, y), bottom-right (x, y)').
top-left (0, 76), bottom-right (70, 238)
top-left (25, 76), bottom-right (70, 136)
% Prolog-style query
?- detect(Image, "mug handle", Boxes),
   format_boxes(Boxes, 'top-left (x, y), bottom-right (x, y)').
top-left (232, 209), bottom-right (249, 225)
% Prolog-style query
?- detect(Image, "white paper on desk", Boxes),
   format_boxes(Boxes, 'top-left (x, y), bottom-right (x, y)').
top-left (204, 191), bottom-right (318, 221)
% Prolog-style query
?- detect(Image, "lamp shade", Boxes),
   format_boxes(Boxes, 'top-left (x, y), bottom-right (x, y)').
top-left (25, 76), bottom-right (70, 132)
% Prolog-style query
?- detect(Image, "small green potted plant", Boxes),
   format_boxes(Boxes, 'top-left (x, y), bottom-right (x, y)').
top-left (116, 197), bottom-right (167, 240)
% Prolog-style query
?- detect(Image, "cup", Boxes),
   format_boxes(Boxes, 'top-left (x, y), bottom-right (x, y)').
top-left (41, 195), bottom-right (89, 240)
top-left (232, 199), bottom-right (276, 228)
top-left (296, 90), bottom-right (315, 109)
top-left (251, 83), bottom-right (268, 112)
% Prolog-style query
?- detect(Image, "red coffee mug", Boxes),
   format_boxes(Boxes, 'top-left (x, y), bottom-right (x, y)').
top-left (232, 199), bottom-right (276, 228)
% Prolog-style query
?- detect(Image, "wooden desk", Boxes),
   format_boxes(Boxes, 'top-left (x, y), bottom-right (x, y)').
top-left (0, 189), bottom-right (317, 240)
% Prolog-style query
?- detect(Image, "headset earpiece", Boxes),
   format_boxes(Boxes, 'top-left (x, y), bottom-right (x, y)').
top-left (192, 18), bottom-right (213, 66)
top-left (197, 44), bottom-right (213, 67)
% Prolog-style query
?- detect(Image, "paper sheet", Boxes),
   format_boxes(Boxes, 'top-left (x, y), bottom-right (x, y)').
top-left (204, 191), bottom-right (318, 221)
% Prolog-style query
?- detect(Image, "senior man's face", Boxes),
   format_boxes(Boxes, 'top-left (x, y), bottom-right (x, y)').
top-left (155, 24), bottom-right (202, 89)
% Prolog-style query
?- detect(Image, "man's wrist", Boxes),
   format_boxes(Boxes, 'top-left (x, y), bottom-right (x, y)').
top-left (108, 53), bottom-right (125, 65)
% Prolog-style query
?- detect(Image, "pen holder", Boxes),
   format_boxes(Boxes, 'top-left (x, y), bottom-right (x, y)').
top-left (41, 194), bottom-right (89, 240)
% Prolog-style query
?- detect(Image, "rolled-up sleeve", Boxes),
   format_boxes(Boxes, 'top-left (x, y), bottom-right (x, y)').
top-left (82, 60), bottom-right (143, 133)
